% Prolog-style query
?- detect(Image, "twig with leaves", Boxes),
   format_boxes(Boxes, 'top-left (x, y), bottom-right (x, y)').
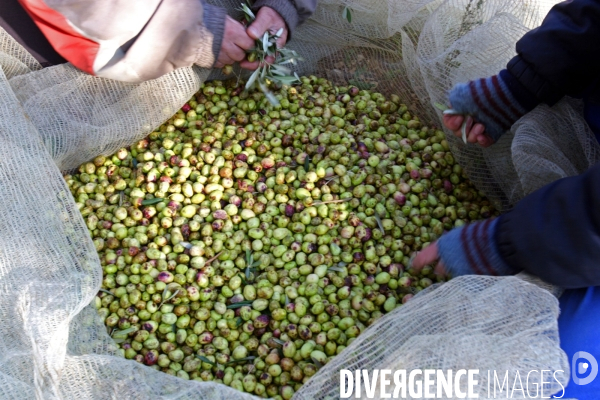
top-left (244, 249), bottom-right (262, 283)
top-left (238, 3), bottom-right (304, 106)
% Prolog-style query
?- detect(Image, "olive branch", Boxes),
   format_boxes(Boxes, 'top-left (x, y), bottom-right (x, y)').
top-left (238, 2), bottom-right (304, 106)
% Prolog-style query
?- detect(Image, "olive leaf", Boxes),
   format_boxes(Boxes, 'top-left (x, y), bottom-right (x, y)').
top-left (461, 118), bottom-right (469, 144)
top-left (262, 32), bottom-right (270, 54)
top-left (374, 214), bottom-right (385, 233)
top-left (245, 249), bottom-right (255, 282)
top-left (245, 68), bottom-right (260, 91)
top-left (179, 241), bottom-right (193, 250)
top-left (240, 2), bottom-right (255, 20)
top-left (226, 300), bottom-right (253, 309)
top-left (342, 6), bottom-right (352, 23)
top-left (225, 356), bottom-right (256, 365)
top-left (112, 327), bottom-right (137, 338)
top-left (270, 64), bottom-right (292, 76)
top-left (141, 198), bottom-right (164, 206)
top-left (196, 355), bottom-right (218, 366)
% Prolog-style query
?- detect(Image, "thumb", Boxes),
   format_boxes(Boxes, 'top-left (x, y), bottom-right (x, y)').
top-left (247, 19), bottom-right (267, 40)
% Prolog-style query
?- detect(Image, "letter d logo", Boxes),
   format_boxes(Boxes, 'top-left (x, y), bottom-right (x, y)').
top-left (572, 351), bottom-right (598, 385)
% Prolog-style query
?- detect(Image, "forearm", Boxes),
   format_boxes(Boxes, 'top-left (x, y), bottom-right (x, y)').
top-left (20, 0), bottom-right (226, 82)
top-left (496, 161), bottom-right (600, 288)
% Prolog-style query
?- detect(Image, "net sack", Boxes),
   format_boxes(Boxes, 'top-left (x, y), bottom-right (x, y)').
top-left (0, 0), bottom-right (584, 397)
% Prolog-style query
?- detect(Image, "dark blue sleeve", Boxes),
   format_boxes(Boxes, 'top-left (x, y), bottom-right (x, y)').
top-left (496, 161), bottom-right (600, 289)
top-left (506, 0), bottom-right (600, 105)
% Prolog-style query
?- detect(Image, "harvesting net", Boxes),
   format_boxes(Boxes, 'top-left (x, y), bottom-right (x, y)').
top-left (0, 0), bottom-right (587, 397)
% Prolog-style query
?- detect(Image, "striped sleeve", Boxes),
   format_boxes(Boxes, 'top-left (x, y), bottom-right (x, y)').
top-left (448, 71), bottom-right (539, 142)
top-left (18, 0), bottom-right (226, 82)
top-left (436, 218), bottom-right (520, 278)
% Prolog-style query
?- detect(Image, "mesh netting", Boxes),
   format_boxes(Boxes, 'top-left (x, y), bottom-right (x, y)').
top-left (0, 0), bottom-right (587, 397)
top-left (295, 274), bottom-right (566, 399)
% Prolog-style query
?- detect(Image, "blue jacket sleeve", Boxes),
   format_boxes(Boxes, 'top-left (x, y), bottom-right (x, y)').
top-left (506, 0), bottom-right (600, 105)
top-left (496, 161), bottom-right (600, 289)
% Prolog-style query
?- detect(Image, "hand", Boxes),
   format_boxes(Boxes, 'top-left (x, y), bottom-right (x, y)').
top-left (410, 242), bottom-right (449, 278)
top-left (445, 72), bottom-right (534, 145)
top-left (442, 111), bottom-right (494, 148)
top-left (239, 7), bottom-right (288, 70)
top-left (411, 218), bottom-right (514, 280)
top-left (215, 16), bottom-right (255, 68)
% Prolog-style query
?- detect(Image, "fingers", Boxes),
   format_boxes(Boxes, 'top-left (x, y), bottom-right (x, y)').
top-left (238, 7), bottom-right (288, 71)
top-left (239, 56), bottom-right (275, 71)
top-left (411, 242), bottom-right (440, 272)
top-left (218, 16), bottom-right (255, 67)
top-left (466, 121), bottom-right (495, 147)
top-left (434, 261), bottom-right (447, 278)
top-left (215, 52), bottom-right (235, 67)
top-left (477, 134), bottom-right (494, 148)
top-left (239, 60), bottom-right (259, 70)
top-left (443, 114), bottom-right (464, 131)
top-left (444, 113), bottom-right (495, 147)
top-left (219, 42), bottom-right (246, 64)
top-left (226, 16), bottom-right (255, 50)
top-left (247, 7), bottom-right (288, 45)
top-left (410, 242), bottom-right (450, 282)
top-left (247, 9), bottom-right (272, 40)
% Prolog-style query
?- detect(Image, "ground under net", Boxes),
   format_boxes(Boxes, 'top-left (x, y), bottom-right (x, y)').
top-left (0, 0), bottom-right (589, 398)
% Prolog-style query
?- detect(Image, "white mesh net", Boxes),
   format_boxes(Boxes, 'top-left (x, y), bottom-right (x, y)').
top-left (0, 0), bottom-right (587, 397)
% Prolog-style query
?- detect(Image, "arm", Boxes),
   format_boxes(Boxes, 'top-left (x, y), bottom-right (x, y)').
top-left (496, 161), bottom-right (600, 289)
top-left (413, 161), bottom-right (600, 289)
top-left (446, 0), bottom-right (600, 145)
top-left (19, 0), bottom-right (227, 82)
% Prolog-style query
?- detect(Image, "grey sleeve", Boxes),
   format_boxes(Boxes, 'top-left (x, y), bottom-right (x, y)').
top-left (251, 0), bottom-right (318, 35)
top-left (43, 0), bottom-right (227, 82)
